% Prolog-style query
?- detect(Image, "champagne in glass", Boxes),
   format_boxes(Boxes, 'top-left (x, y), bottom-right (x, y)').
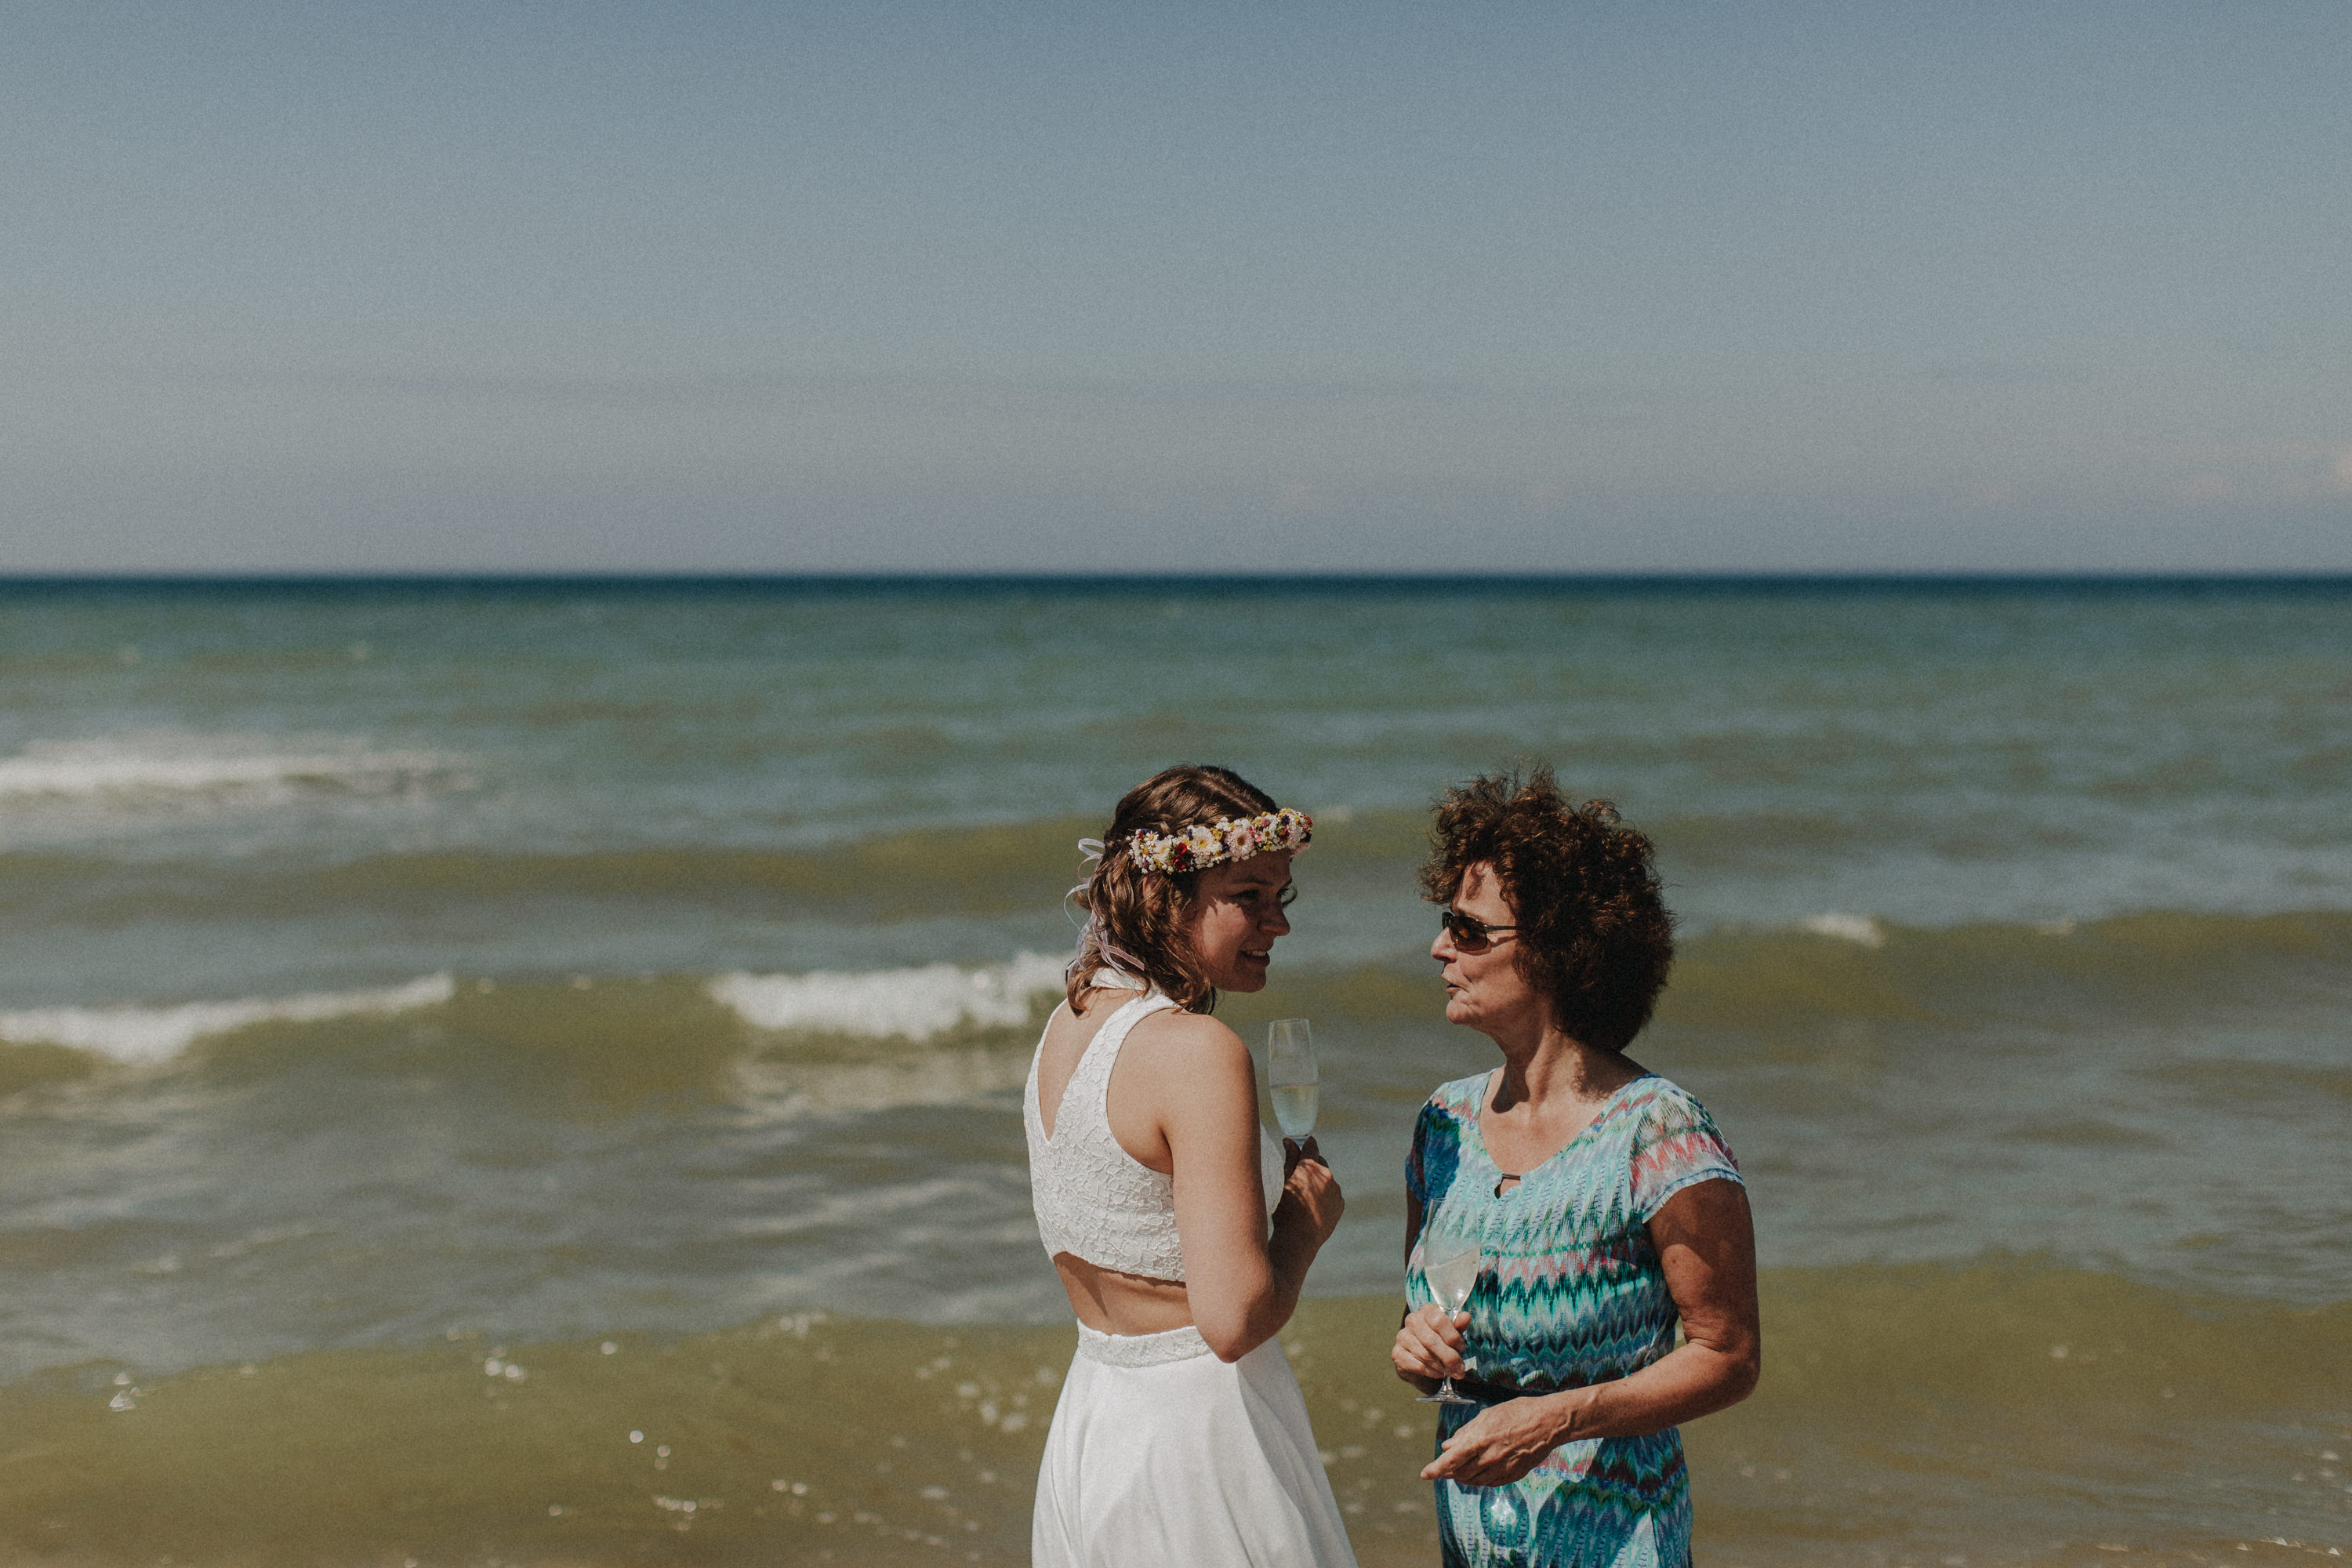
top-left (1414, 1226), bottom-right (1482, 1406)
top-left (1267, 1018), bottom-right (1317, 1142)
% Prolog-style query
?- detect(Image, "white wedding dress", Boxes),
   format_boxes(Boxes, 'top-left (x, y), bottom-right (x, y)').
top-left (1023, 990), bottom-right (1358, 1568)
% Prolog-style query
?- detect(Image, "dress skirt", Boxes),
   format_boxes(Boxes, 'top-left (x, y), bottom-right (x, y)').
top-left (1032, 1322), bottom-right (1358, 1568)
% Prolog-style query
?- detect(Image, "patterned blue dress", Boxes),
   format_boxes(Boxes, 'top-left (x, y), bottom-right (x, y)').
top-left (1406, 1072), bottom-right (1742, 1568)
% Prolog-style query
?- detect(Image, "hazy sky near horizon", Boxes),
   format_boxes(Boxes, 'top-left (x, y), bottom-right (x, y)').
top-left (5, 1), bottom-right (2349, 573)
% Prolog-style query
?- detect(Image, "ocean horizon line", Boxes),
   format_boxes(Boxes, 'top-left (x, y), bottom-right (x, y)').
top-left (3, 569), bottom-right (2350, 598)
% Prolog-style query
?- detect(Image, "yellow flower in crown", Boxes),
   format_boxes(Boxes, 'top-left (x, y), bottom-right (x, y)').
top-left (1128, 808), bottom-right (1313, 874)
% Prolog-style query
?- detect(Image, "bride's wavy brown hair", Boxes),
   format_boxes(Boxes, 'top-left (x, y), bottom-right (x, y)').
top-left (1067, 764), bottom-right (1283, 1016)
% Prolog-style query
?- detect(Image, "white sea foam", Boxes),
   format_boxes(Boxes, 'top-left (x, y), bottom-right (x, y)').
top-left (0, 975), bottom-right (457, 1064)
top-left (0, 734), bottom-right (460, 802)
top-left (710, 953), bottom-right (1068, 1040)
top-left (1798, 913), bottom-right (1887, 948)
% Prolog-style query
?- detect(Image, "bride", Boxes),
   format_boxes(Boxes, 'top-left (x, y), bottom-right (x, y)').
top-left (1025, 764), bottom-right (1358, 1567)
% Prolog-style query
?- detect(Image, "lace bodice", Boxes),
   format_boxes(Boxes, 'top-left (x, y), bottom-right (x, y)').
top-left (1025, 990), bottom-right (1285, 1281)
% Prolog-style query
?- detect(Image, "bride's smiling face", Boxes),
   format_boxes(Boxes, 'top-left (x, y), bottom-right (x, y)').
top-left (1189, 851), bottom-right (1294, 992)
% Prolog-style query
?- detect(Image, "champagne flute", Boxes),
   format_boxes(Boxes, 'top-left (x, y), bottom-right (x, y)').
top-left (1267, 1018), bottom-right (1316, 1145)
top-left (1414, 1225), bottom-right (1482, 1406)
top-left (1477, 1479), bottom-right (1531, 1557)
top-left (1439, 1475), bottom-right (1534, 1565)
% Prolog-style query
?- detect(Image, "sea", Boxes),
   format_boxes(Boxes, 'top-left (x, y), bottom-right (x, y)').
top-left (0, 576), bottom-right (2345, 1568)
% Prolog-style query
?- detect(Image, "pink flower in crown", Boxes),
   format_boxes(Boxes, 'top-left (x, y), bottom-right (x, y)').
top-left (1224, 820), bottom-right (1258, 858)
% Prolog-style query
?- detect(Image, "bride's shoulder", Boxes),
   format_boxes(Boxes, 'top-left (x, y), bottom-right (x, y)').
top-left (1127, 1006), bottom-right (1249, 1073)
top-left (1142, 1003), bottom-right (1241, 1044)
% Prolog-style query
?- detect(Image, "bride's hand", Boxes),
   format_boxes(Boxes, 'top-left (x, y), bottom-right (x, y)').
top-left (1276, 1138), bottom-right (1344, 1247)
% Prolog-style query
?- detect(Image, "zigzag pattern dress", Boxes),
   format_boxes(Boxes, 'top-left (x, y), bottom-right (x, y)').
top-left (1405, 1072), bottom-right (1741, 1568)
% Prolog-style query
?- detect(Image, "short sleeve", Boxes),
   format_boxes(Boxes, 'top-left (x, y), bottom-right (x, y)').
top-left (1404, 1099), bottom-right (1436, 1206)
top-left (1404, 1087), bottom-right (1468, 1214)
top-left (1628, 1082), bottom-right (1743, 1222)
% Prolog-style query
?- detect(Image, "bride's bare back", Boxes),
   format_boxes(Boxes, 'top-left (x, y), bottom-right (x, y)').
top-left (1033, 982), bottom-right (1338, 1357)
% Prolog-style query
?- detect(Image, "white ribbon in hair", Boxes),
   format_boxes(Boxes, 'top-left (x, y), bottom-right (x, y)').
top-left (1064, 839), bottom-right (1105, 971)
top-left (1065, 837), bottom-right (1144, 984)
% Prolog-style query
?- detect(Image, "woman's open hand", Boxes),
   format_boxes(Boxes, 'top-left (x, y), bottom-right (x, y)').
top-left (1420, 1395), bottom-right (1573, 1486)
top-left (1391, 1301), bottom-right (1469, 1388)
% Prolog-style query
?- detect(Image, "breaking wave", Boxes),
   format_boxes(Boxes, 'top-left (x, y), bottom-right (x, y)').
top-left (5, 909), bottom-right (2345, 1102)
top-left (0, 958), bottom-right (1069, 1112)
top-left (710, 953), bottom-right (1067, 1041)
top-left (0, 975), bottom-right (456, 1065)
top-left (1795, 911), bottom-right (1886, 946)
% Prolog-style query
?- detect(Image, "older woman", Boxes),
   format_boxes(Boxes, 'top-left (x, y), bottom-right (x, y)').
top-left (1392, 771), bottom-right (1759, 1568)
top-left (1027, 764), bottom-right (1356, 1567)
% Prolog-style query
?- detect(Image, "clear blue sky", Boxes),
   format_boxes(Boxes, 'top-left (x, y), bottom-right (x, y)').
top-left (5, 1), bottom-right (2347, 572)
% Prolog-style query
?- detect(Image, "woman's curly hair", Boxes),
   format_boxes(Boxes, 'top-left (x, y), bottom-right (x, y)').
top-left (1418, 768), bottom-right (1675, 1052)
top-left (1068, 764), bottom-right (1284, 1016)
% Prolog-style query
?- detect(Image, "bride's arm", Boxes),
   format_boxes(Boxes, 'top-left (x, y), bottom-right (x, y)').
top-left (1131, 1014), bottom-right (1344, 1363)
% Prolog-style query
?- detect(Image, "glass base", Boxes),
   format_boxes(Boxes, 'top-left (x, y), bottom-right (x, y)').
top-left (1475, 1480), bottom-right (1531, 1553)
top-left (1415, 1377), bottom-right (1479, 1406)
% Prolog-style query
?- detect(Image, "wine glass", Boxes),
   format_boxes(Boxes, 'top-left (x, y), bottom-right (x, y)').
top-left (1477, 1479), bottom-right (1532, 1558)
top-left (1441, 1475), bottom-right (1533, 1563)
top-left (1266, 1019), bottom-right (1316, 1145)
top-left (1414, 1225), bottom-right (1482, 1406)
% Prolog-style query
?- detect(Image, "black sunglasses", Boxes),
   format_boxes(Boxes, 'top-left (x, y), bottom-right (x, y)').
top-left (1438, 908), bottom-right (1520, 953)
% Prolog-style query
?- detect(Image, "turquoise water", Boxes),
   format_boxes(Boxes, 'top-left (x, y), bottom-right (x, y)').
top-left (2, 578), bottom-right (2347, 1562)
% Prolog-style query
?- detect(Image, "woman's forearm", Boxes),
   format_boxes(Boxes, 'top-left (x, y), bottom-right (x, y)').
top-left (1535, 1181), bottom-right (1760, 1443)
top-left (1196, 1203), bottom-right (1322, 1360)
top-left (1257, 1210), bottom-right (1319, 1323)
top-left (1529, 1337), bottom-right (1759, 1445)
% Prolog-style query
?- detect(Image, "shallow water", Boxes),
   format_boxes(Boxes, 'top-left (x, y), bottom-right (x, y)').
top-left (1, 578), bottom-right (2347, 1561)
top-left (6, 1272), bottom-right (2344, 1566)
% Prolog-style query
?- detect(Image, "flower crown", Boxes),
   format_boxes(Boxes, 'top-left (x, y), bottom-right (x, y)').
top-left (1127, 808), bottom-right (1312, 874)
